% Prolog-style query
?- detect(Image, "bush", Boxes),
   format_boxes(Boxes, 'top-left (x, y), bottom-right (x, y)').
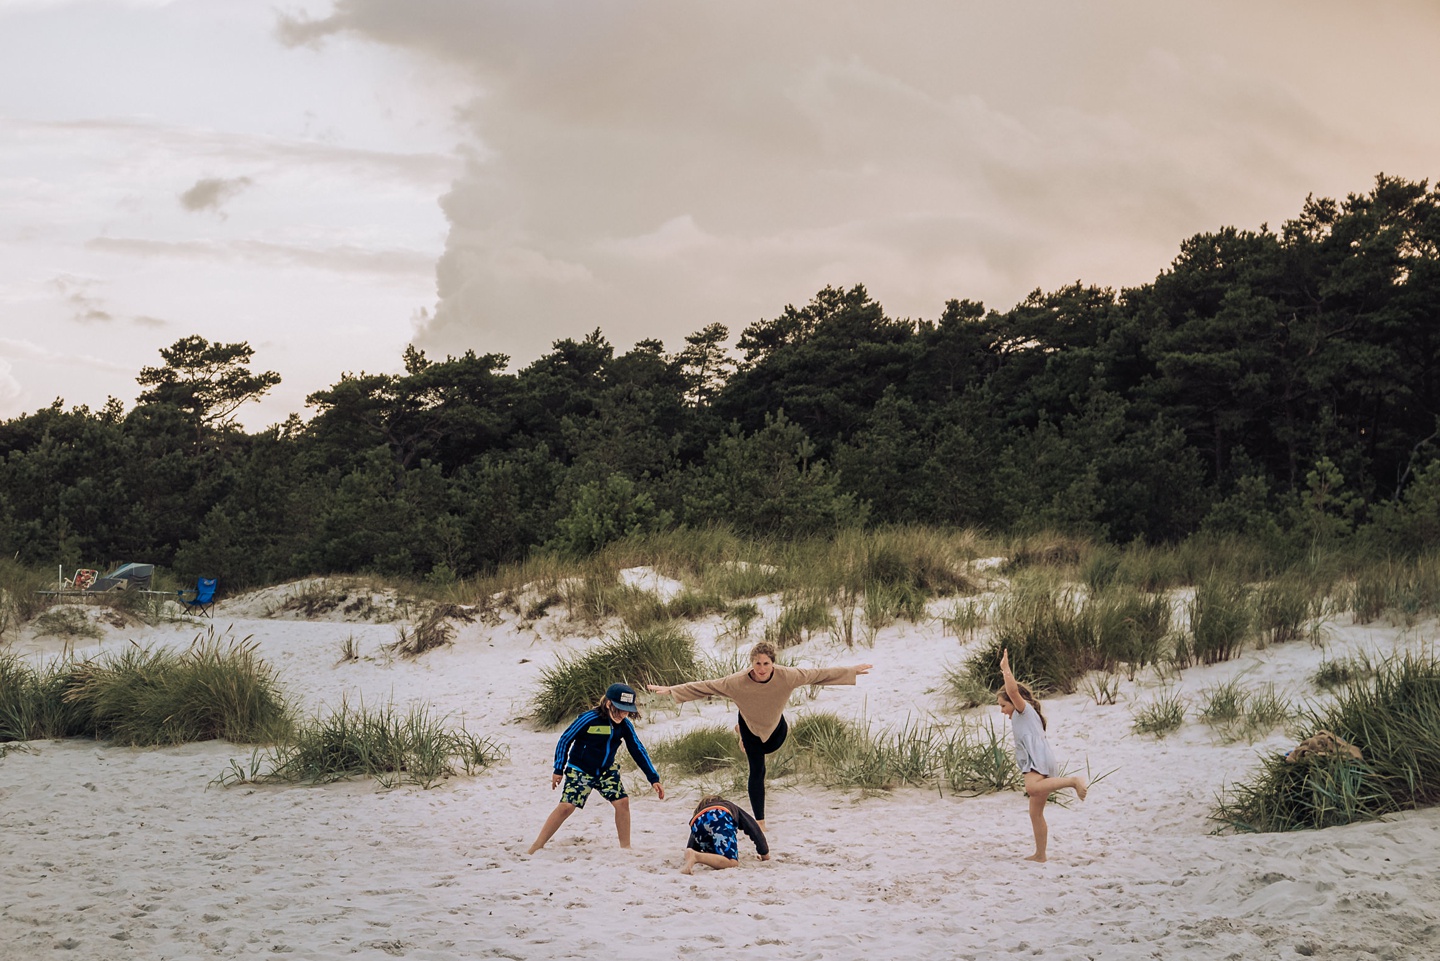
top-left (765, 594), bottom-right (834, 647)
top-left (965, 580), bottom-right (1104, 695)
top-left (218, 698), bottom-right (504, 789)
top-left (1214, 652), bottom-right (1440, 831)
top-left (387, 610), bottom-right (456, 658)
top-left (649, 723), bottom-right (744, 776)
top-left (531, 623), bottom-right (699, 726)
top-left (0, 651), bottom-right (92, 742)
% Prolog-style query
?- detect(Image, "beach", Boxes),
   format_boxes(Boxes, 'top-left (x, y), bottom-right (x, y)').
top-left (3, 576), bottom-right (1438, 961)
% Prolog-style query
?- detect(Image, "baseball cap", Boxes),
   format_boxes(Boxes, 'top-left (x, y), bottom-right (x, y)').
top-left (605, 683), bottom-right (639, 712)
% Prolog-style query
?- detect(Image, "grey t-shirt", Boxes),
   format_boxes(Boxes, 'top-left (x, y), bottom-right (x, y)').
top-left (1010, 704), bottom-right (1057, 777)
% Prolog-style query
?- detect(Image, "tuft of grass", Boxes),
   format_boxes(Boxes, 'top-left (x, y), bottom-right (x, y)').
top-left (387, 610), bottom-right (456, 658)
top-left (1185, 575), bottom-right (1253, 665)
top-left (1254, 574), bottom-right (1327, 646)
top-left (1312, 654), bottom-right (1376, 690)
top-left (1092, 587), bottom-right (1171, 678)
top-left (964, 579), bottom-right (1104, 695)
top-left (531, 623), bottom-right (699, 726)
top-left (940, 719), bottom-right (1023, 795)
top-left (941, 599), bottom-right (988, 640)
top-left (1081, 672), bottom-right (1121, 706)
top-left (61, 632), bottom-right (293, 746)
top-left (649, 723), bottom-right (744, 777)
top-left (1213, 652), bottom-right (1440, 832)
top-left (337, 634), bottom-right (360, 664)
top-left (765, 594), bottom-right (834, 647)
top-left (32, 606), bottom-right (103, 640)
top-left (217, 698), bottom-right (504, 789)
top-left (1198, 679), bottom-right (1246, 727)
top-left (1131, 687), bottom-right (1187, 737)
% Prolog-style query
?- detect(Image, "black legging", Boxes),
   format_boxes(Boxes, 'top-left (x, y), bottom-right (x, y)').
top-left (737, 713), bottom-right (788, 821)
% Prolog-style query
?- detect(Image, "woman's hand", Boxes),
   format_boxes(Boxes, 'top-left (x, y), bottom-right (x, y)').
top-left (854, 664), bottom-right (874, 675)
top-left (647, 684), bottom-right (672, 696)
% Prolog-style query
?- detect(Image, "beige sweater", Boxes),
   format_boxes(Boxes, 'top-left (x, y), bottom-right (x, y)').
top-left (667, 664), bottom-right (861, 740)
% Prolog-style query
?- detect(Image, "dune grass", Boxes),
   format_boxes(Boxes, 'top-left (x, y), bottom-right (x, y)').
top-left (1198, 679), bottom-right (1294, 742)
top-left (647, 710), bottom-right (1024, 797)
top-left (216, 698), bottom-right (504, 789)
top-left (387, 609), bottom-right (456, 658)
top-left (1182, 575), bottom-right (1253, 665)
top-left (1131, 687), bottom-right (1187, 737)
top-left (531, 623), bottom-right (700, 726)
top-left (1213, 651), bottom-right (1440, 832)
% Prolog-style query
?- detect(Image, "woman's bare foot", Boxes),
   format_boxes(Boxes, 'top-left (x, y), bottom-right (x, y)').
top-left (1073, 775), bottom-right (1088, 801)
top-left (756, 818), bottom-right (766, 833)
top-left (1024, 853), bottom-right (1047, 863)
top-left (681, 850), bottom-right (698, 875)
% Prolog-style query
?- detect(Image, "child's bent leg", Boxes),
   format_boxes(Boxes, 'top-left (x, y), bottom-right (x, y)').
top-left (527, 802), bottom-right (577, 854)
top-left (611, 796), bottom-right (631, 848)
top-left (1025, 772), bottom-right (1087, 801)
top-left (1025, 790), bottom-right (1049, 862)
top-left (683, 850), bottom-right (740, 873)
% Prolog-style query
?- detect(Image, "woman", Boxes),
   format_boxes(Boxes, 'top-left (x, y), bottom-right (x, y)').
top-left (649, 642), bottom-right (872, 830)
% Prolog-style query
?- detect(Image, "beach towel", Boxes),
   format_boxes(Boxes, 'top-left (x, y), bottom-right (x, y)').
top-left (1285, 729), bottom-right (1362, 763)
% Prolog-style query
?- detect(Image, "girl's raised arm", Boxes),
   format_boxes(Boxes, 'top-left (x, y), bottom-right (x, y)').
top-left (1000, 648), bottom-right (1027, 713)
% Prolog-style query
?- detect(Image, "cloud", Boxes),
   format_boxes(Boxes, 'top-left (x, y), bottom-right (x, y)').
top-left (0, 336), bottom-right (131, 373)
top-left (86, 236), bottom-right (436, 277)
top-left (0, 355), bottom-right (19, 406)
top-left (278, 1), bottom-right (1440, 366)
top-left (48, 276), bottom-right (114, 324)
top-left (179, 176), bottom-right (253, 214)
top-left (132, 314), bottom-right (168, 328)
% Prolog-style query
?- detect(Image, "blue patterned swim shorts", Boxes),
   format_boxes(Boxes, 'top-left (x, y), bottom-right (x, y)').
top-left (560, 766), bottom-right (626, 808)
top-left (690, 808), bottom-right (739, 861)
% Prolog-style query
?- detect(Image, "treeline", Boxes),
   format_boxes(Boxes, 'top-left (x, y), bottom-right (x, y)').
top-left (4, 174), bottom-right (1440, 587)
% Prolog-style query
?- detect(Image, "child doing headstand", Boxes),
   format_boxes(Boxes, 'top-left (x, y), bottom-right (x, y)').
top-left (527, 683), bottom-right (665, 854)
top-left (682, 795), bottom-right (769, 874)
top-left (998, 648), bottom-right (1087, 863)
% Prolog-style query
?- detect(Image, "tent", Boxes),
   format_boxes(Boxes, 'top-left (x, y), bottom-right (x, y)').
top-left (90, 563), bottom-right (154, 592)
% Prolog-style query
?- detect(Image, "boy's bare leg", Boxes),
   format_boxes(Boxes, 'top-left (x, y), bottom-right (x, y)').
top-left (683, 850), bottom-right (739, 873)
top-left (527, 803), bottom-right (576, 854)
top-left (1025, 790), bottom-right (1048, 863)
top-left (612, 797), bottom-right (631, 848)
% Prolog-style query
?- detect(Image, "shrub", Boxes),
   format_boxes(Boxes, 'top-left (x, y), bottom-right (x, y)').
top-left (32, 606), bottom-right (103, 640)
top-left (1312, 654), bottom-right (1376, 690)
top-left (765, 594), bottom-right (834, 647)
top-left (218, 698), bottom-right (504, 789)
top-left (531, 623), bottom-right (699, 726)
top-left (1254, 574), bottom-right (1325, 646)
top-left (1092, 587), bottom-right (1171, 677)
top-left (1213, 652), bottom-right (1440, 831)
top-left (965, 581), bottom-right (1103, 695)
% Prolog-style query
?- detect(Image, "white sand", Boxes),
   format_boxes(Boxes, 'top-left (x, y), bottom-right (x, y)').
top-left (3, 580), bottom-right (1439, 961)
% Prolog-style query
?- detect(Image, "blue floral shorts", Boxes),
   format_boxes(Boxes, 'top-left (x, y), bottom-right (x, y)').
top-left (690, 808), bottom-right (739, 861)
top-left (560, 766), bottom-right (626, 808)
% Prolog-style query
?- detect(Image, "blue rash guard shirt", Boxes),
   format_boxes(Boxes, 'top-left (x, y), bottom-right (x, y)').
top-left (553, 709), bottom-right (661, 784)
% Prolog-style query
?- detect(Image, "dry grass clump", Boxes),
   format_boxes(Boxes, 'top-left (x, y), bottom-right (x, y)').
top-left (217, 698), bottom-right (504, 789)
top-left (31, 606), bottom-right (104, 640)
top-left (387, 610), bottom-right (456, 658)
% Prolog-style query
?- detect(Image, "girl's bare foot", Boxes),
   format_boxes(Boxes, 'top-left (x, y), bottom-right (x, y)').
top-left (681, 850), bottom-right (698, 875)
top-left (1024, 853), bottom-right (1047, 863)
top-left (1073, 775), bottom-right (1088, 801)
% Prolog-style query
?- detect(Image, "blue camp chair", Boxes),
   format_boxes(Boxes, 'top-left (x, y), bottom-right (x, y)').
top-left (179, 577), bottom-right (218, 617)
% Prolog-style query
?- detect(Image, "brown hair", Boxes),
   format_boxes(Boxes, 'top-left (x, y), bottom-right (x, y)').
top-left (1000, 681), bottom-right (1047, 730)
top-left (748, 641), bottom-right (777, 662)
top-left (693, 795), bottom-right (727, 816)
top-left (594, 697), bottom-right (643, 722)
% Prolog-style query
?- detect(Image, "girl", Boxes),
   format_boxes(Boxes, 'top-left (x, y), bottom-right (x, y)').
top-left (682, 795), bottom-right (770, 874)
top-left (527, 683), bottom-right (666, 854)
top-left (998, 647), bottom-right (1086, 863)
top-left (649, 642), bottom-right (872, 831)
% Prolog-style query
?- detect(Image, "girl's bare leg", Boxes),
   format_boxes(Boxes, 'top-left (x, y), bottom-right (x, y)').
top-left (1025, 771), bottom-right (1088, 801)
top-left (682, 849), bottom-right (739, 874)
top-left (527, 803), bottom-right (577, 854)
top-left (612, 797), bottom-right (632, 848)
top-left (1025, 790), bottom-right (1049, 862)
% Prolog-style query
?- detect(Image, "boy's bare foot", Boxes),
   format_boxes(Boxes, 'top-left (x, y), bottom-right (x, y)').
top-left (681, 850), bottom-right (698, 875)
top-left (1024, 853), bottom-right (1047, 863)
top-left (1073, 775), bottom-right (1088, 801)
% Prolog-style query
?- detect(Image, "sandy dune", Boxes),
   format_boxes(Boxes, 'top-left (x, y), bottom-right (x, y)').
top-left (3, 579), bottom-right (1438, 960)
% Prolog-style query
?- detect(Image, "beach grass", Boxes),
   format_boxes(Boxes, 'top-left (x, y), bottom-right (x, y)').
top-left (218, 698), bottom-right (504, 789)
top-left (530, 622), bottom-right (700, 726)
top-left (1131, 687), bottom-right (1187, 737)
top-left (1213, 651), bottom-right (1440, 831)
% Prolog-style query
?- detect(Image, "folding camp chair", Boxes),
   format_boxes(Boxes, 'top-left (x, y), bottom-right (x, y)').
top-left (179, 577), bottom-right (218, 617)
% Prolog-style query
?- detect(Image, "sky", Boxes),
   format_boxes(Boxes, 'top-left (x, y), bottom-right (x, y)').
top-left (2, 0), bottom-right (1439, 430)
